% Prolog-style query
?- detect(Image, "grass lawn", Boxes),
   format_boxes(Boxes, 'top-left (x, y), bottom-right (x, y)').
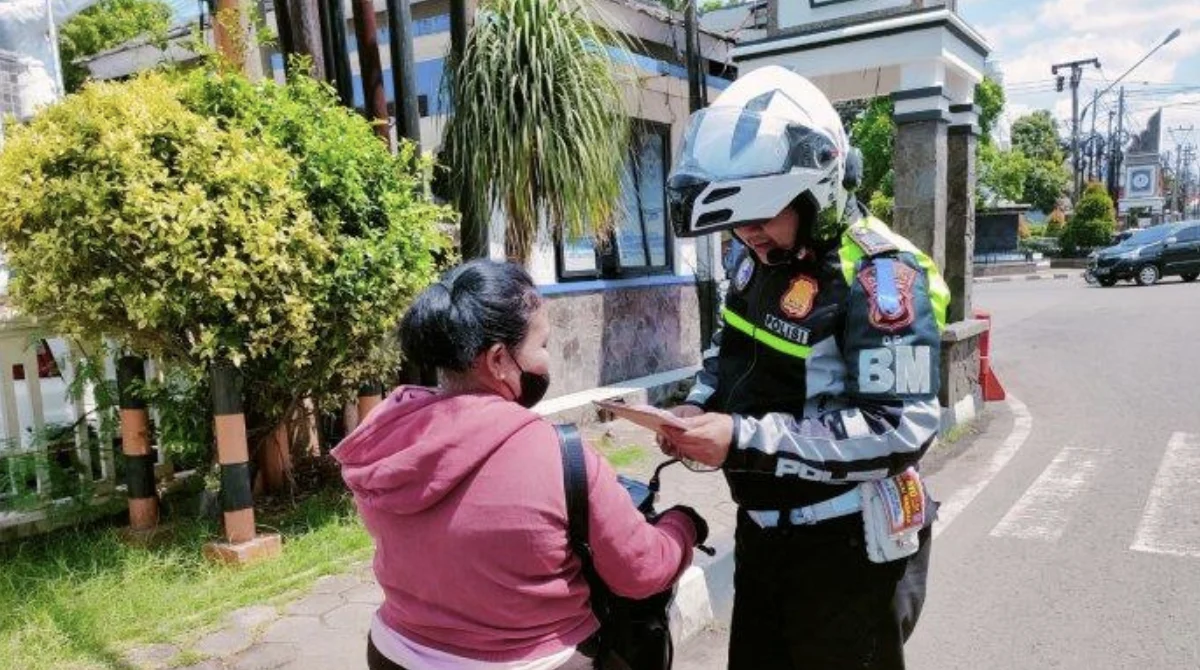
top-left (0, 437), bottom-right (643, 669)
top-left (0, 489), bottom-right (372, 670)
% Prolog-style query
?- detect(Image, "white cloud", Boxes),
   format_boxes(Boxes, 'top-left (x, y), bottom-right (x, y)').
top-left (977, 0), bottom-right (1200, 87)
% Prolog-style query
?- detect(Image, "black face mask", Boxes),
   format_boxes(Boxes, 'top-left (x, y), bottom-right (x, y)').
top-left (508, 349), bottom-right (550, 409)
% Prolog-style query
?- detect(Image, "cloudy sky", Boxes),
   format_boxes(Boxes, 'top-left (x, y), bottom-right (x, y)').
top-left (162, 0), bottom-right (1199, 154)
top-left (958, 0), bottom-right (1200, 154)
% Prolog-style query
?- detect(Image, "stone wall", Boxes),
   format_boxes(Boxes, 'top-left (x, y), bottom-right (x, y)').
top-left (544, 283), bottom-right (701, 398)
top-left (939, 319), bottom-right (986, 432)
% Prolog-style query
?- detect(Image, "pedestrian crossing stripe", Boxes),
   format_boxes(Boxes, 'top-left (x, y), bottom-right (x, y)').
top-left (939, 432), bottom-right (1200, 561)
top-left (1131, 433), bottom-right (1200, 558)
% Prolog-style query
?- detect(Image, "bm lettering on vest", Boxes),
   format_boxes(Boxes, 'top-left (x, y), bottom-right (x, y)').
top-left (858, 346), bottom-right (932, 394)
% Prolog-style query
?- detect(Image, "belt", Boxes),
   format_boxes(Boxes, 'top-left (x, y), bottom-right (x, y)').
top-left (746, 488), bottom-right (862, 528)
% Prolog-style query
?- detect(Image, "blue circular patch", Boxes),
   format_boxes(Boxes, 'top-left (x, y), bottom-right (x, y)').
top-left (734, 256), bottom-right (755, 292)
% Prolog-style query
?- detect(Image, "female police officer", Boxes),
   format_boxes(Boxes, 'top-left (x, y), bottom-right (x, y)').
top-left (660, 66), bottom-right (949, 670)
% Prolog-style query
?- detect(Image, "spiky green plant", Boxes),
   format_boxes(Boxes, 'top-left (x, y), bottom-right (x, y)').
top-left (441, 0), bottom-right (631, 261)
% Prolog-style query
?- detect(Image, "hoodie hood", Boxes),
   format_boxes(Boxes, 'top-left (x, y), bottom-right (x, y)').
top-left (332, 386), bottom-right (542, 515)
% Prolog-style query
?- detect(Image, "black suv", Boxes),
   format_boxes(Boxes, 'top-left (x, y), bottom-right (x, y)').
top-left (1089, 221), bottom-right (1200, 287)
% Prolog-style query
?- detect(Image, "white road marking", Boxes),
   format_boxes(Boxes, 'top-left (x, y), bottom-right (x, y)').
top-left (1131, 433), bottom-right (1200, 558)
top-left (990, 446), bottom-right (1103, 541)
top-left (933, 394), bottom-right (1032, 540)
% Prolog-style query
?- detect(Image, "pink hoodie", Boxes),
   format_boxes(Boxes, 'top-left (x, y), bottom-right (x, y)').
top-left (332, 386), bottom-right (697, 663)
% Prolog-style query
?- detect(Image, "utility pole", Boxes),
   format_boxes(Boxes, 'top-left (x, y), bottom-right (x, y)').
top-left (385, 0), bottom-right (422, 149)
top-left (273, 0), bottom-right (326, 79)
top-left (320, 0), bottom-right (355, 108)
top-left (1108, 87), bottom-right (1125, 207)
top-left (1184, 146), bottom-right (1196, 218)
top-left (1105, 110), bottom-right (1114, 185)
top-left (1052, 57), bottom-right (1100, 202)
top-left (214, 0), bottom-right (246, 71)
top-left (450, 0), bottom-right (468, 66)
top-left (447, 0), bottom-right (485, 259)
top-left (684, 0), bottom-right (716, 348)
top-left (1175, 149), bottom-right (1185, 215)
top-left (685, 0), bottom-right (704, 114)
top-left (1169, 126), bottom-right (1195, 216)
top-left (350, 0), bottom-right (390, 142)
top-left (1088, 90), bottom-right (1099, 181)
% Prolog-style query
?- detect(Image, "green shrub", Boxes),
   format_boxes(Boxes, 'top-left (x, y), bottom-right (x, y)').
top-left (1046, 208), bottom-right (1067, 237)
top-left (1060, 182), bottom-right (1115, 253)
top-left (0, 69), bottom-right (451, 466)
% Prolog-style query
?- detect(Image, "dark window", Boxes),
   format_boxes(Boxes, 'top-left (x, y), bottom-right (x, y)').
top-left (418, 94), bottom-right (429, 117)
top-left (1177, 225), bottom-right (1200, 242)
top-left (557, 122), bottom-right (673, 280)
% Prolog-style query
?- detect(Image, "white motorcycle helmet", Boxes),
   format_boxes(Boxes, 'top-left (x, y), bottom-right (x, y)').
top-left (667, 66), bottom-right (861, 238)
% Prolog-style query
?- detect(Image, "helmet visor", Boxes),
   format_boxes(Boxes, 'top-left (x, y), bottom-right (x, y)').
top-left (672, 107), bottom-right (840, 182)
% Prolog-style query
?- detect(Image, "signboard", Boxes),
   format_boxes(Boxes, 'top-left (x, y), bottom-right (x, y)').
top-left (1126, 165), bottom-right (1158, 199)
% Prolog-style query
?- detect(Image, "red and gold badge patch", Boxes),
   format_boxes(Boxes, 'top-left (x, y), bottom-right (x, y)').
top-left (780, 275), bottom-right (819, 320)
top-left (858, 261), bottom-right (918, 332)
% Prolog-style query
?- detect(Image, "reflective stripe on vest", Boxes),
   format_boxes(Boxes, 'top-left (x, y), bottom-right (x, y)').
top-left (721, 307), bottom-right (812, 360)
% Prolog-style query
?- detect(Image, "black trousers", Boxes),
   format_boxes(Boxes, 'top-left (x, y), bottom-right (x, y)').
top-left (727, 510), bottom-right (932, 670)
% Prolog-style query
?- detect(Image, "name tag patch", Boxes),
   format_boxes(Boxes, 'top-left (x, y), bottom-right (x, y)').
top-left (764, 314), bottom-right (811, 345)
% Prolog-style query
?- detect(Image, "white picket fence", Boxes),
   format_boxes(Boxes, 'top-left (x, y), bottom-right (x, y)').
top-left (0, 314), bottom-right (143, 535)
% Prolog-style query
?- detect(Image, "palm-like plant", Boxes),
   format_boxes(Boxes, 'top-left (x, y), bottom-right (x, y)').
top-left (442, 0), bottom-right (631, 262)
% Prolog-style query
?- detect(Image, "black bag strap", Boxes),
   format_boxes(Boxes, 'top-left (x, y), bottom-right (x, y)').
top-left (558, 424), bottom-right (591, 556)
top-left (556, 424), bottom-right (611, 620)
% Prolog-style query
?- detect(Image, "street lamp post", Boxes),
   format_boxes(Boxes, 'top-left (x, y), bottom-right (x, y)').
top-left (1080, 28), bottom-right (1182, 123)
top-left (1076, 28), bottom-right (1181, 207)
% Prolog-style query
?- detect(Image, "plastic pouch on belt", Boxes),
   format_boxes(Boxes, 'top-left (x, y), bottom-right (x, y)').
top-left (860, 467), bottom-right (926, 564)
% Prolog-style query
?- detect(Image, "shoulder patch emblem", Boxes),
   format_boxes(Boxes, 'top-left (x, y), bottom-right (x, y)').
top-left (847, 224), bottom-right (898, 257)
top-left (734, 256), bottom-right (755, 292)
top-left (780, 275), bottom-right (819, 320)
top-left (859, 260), bottom-right (918, 332)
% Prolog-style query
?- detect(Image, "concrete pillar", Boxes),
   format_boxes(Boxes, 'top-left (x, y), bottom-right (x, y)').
top-left (203, 360), bottom-right (282, 565)
top-left (117, 356), bottom-right (158, 532)
top-left (891, 85), bottom-right (950, 269)
top-left (946, 104), bottom-right (979, 323)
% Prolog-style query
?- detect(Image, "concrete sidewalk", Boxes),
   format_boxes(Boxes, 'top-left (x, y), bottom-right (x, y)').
top-left (974, 270), bottom-right (1083, 284)
top-left (130, 420), bottom-right (735, 670)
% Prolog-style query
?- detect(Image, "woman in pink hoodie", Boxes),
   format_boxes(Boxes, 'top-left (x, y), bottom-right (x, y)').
top-left (333, 260), bottom-right (706, 670)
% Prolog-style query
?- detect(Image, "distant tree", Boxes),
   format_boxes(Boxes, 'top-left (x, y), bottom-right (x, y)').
top-left (850, 97), bottom-right (895, 202)
top-left (977, 144), bottom-right (1030, 206)
top-left (1023, 159), bottom-right (1071, 213)
top-left (975, 76), bottom-right (1005, 144)
top-left (1011, 110), bottom-right (1063, 163)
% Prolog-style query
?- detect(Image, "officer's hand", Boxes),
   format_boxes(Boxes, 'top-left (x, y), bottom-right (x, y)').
top-left (657, 404), bottom-right (705, 455)
top-left (660, 413), bottom-right (734, 468)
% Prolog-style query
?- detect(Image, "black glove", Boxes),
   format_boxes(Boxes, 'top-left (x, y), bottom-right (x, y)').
top-left (658, 505), bottom-right (709, 548)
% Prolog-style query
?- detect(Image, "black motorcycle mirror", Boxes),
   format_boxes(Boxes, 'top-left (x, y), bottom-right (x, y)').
top-left (619, 458), bottom-right (716, 556)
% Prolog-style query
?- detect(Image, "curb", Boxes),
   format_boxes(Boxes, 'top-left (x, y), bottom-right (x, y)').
top-left (974, 273), bottom-right (1077, 284)
top-left (670, 535), bottom-right (736, 644)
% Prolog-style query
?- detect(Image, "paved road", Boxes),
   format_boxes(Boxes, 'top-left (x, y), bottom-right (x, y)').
top-left (680, 275), bottom-right (1200, 669)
